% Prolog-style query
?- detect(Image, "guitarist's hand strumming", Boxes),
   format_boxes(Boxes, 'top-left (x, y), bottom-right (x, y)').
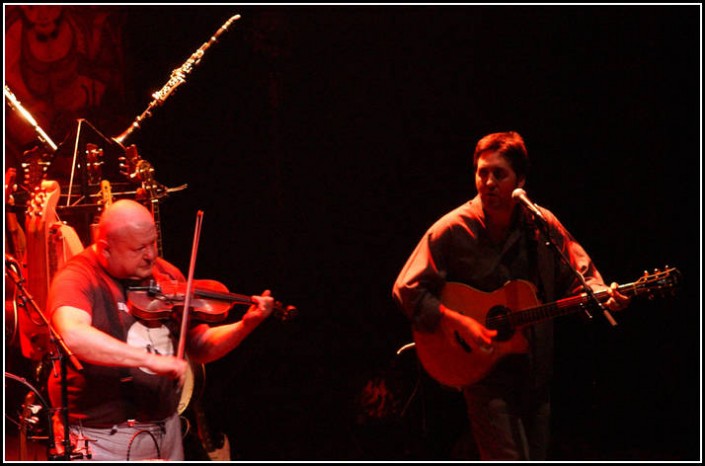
top-left (440, 303), bottom-right (497, 352)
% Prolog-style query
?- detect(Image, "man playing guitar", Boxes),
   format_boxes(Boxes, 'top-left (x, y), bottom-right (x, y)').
top-left (392, 131), bottom-right (630, 461)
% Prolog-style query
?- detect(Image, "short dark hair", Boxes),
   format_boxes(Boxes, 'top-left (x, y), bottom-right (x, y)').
top-left (473, 131), bottom-right (529, 180)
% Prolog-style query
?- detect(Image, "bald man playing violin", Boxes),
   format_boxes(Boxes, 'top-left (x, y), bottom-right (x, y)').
top-left (46, 199), bottom-right (274, 461)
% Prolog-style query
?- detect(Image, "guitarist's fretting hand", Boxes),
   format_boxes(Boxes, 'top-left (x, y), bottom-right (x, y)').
top-left (440, 303), bottom-right (497, 351)
top-left (604, 282), bottom-right (631, 311)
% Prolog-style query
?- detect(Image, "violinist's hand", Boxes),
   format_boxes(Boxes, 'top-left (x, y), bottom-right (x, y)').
top-left (604, 282), bottom-right (630, 312)
top-left (144, 353), bottom-right (188, 387)
top-left (244, 289), bottom-right (275, 325)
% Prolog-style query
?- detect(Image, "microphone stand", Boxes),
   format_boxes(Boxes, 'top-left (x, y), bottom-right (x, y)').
top-left (528, 212), bottom-right (618, 327)
top-left (4, 256), bottom-right (86, 460)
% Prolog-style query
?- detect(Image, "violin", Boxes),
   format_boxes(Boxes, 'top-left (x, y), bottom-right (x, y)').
top-left (126, 278), bottom-right (297, 324)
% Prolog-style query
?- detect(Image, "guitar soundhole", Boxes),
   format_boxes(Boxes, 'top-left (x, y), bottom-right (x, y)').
top-left (486, 305), bottom-right (514, 342)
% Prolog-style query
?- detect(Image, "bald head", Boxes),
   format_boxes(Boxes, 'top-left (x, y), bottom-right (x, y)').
top-left (96, 199), bottom-right (159, 279)
top-left (98, 199), bottom-right (155, 243)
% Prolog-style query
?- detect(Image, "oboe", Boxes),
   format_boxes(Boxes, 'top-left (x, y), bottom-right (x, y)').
top-left (114, 14), bottom-right (241, 146)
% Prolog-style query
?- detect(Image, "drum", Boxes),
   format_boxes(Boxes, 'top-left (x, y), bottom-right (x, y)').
top-left (178, 358), bottom-right (205, 415)
top-left (4, 372), bottom-right (50, 461)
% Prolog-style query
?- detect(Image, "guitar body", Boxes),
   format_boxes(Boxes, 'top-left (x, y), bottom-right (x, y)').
top-left (412, 268), bottom-right (681, 389)
top-left (21, 180), bottom-right (84, 360)
top-left (5, 168), bottom-right (25, 348)
top-left (413, 280), bottom-right (542, 389)
top-left (21, 180), bottom-right (61, 360)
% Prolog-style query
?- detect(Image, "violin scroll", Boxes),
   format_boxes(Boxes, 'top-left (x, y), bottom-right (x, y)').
top-left (273, 301), bottom-right (298, 322)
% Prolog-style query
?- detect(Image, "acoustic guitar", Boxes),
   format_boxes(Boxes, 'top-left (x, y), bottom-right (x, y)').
top-left (413, 267), bottom-right (681, 389)
top-left (5, 168), bottom-right (25, 347)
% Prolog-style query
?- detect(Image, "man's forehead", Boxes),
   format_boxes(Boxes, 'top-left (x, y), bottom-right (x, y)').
top-left (477, 152), bottom-right (511, 168)
top-left (113, 223), bottom-right (157, 242)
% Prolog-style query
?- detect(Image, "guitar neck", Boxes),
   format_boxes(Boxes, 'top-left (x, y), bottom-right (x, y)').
top-left (511, 289), bottom-right (605, 326)
top-left (151, 199), bottom-right (164, 257)
top-left (510, 275), bottom-right (673, 327)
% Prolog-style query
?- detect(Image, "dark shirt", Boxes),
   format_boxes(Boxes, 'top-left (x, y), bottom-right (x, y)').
top-left (47, 247), bottom-right (183, 426)
top-left (392, 195), bottom-right (607, 388)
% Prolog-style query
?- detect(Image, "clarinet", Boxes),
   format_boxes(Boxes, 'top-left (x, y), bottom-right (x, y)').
top-left (114, 14), bottom-right (241, 146)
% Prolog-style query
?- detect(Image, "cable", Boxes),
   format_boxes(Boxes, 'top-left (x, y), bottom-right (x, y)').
top-left (126, 429), bottom-right (161, 461)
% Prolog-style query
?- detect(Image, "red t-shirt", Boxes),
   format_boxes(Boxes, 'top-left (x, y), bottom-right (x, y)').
top-left (47, 247), bottom-right (184, 426)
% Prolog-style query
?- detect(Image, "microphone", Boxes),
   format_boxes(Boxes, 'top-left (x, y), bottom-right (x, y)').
top-left (512, 188), bottom-right (545, 221)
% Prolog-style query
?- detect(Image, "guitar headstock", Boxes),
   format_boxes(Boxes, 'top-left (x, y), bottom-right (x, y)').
top-left (27, 180), bottom-right (61, 220)
top-left (85, 143), bottom-right (105, 185)
top-left (119, 144), bottom-right (168, 201)
top-left (119, 144), bottom-right (140, 180)
top-left (632, 266), bottom-right (682, 299)
top-left (21, 146), bottom-right (53, 194)
top-left (99, 179), bottom-right (114, 210)
top-left (25, 180), bottom-right (61, 240)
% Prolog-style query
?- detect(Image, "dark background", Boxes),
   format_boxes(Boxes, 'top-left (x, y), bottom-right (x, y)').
top-left (6, 4), bottom-right (701, 461)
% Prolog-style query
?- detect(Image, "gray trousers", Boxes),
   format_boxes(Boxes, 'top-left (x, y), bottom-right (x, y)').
top-left (62, 412), bottom-right (184, 461)
top-left (463, 383), bottom-right (551, 461)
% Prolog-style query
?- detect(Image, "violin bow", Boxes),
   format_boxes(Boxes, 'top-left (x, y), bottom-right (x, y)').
top-left (177, 210), bottom-right (204, 360)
